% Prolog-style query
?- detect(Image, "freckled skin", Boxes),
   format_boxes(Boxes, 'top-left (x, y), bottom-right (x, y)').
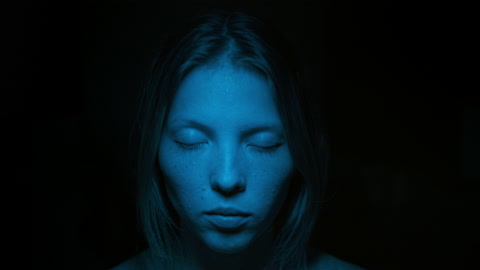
top-left (157, 57), bottom-right (294, 259)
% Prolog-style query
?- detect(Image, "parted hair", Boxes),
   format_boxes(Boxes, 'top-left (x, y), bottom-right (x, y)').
top-left (133, 8), bottom-right (329, 270)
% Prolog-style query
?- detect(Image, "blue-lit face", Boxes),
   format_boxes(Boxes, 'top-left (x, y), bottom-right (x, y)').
top-left (158, 59), bottom-right (294, 255)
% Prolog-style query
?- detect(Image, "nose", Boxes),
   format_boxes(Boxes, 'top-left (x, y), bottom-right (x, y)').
top-left (210, 148), bottom-right (246, 196)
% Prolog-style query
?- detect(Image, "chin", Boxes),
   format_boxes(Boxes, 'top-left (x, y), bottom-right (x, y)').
top-left (203, 230), bottom-right (254, 254)
top-left (210, 244), bottom-right (247, 254)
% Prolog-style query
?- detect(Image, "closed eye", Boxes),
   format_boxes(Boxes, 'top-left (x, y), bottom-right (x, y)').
top-left (250, 143), bottom-right (283, 152)
top-left (174, 140), bottom-right (206, 151)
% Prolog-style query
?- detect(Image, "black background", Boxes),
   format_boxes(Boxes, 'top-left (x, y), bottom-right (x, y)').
top-left (12, 0), bottom-right (478, 269)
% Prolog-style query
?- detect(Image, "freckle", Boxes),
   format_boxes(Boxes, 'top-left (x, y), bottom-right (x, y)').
top-left (202, 186), bottom-right (206, 191)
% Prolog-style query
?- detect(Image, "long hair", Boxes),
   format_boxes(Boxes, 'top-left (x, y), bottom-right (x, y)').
top-left (133, 8), bottom-right (329, 270)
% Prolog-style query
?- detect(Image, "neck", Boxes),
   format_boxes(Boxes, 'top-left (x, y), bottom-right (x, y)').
top-left (178, 230), bottom-right (275, 270)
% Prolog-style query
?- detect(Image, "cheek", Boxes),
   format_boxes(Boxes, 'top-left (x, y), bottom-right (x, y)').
top-left (251, 152), bottom-right (294, 207)
top-left (158, 143), bottom-right (202, 212)
top-left (265, 173), bottom-right (291, 209)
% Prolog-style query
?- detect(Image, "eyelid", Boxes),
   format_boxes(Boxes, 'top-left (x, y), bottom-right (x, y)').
top-left (173, 139), bottom-right (206, 145)
top-left (255, 142), bottom-right (282, 147)
top-left (249, 142), bottom-right (283, 150)
top-left (248, 131), bottom-right (282, 141)
top-left (171, 128), bottom-right (207, 145)
top-left (173, 140), bottom-right (206, 151)
top-left (174, 140), bottom-right (206, 146)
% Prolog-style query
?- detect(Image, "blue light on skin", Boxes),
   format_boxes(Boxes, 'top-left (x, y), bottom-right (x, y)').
top-left (157, 56), bottom-right (295, 270)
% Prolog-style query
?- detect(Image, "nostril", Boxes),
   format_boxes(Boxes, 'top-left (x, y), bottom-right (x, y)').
top-left (211, 182), bottom-right (245, 196)
top-left (210, 170), bottom-right (246, 195)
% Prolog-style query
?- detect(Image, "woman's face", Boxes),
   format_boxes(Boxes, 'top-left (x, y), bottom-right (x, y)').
top-left (158, 58), bottom-right (294, 254)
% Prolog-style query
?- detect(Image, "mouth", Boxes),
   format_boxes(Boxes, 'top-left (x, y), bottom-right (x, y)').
top-left (205, 207), bottom-right (251, 217)
top-left (204, 207), bottom-right (252, 231)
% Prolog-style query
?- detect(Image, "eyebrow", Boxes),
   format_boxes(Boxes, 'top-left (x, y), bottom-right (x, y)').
top-left (169, 119), bottom-right (284, 138)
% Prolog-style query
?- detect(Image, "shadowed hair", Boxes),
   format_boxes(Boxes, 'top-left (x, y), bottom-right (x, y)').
top-left (133, 8), bottom-right (329, 270)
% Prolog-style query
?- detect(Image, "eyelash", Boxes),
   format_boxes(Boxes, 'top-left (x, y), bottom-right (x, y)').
top-left (173, 141), bottom-right (283, 154)
top-left (251, 143), bottom-right (283, 154)
top-left (174, 141), bottom-right (206, 151)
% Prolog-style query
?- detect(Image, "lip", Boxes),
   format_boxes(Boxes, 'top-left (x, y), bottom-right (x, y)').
top-left (205, 207), bottom-right (251, 217)
top-left (204, 207), bottom-right (252, 231)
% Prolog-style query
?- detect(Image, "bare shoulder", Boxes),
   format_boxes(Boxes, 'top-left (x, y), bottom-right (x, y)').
top-left (308, 251), bottom-right (366, 270)
top-left (110, 250), bottom-right (154, 270)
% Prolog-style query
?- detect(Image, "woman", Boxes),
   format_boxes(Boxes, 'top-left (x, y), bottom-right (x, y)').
top-left (112, 9), bottom-right (364, 270)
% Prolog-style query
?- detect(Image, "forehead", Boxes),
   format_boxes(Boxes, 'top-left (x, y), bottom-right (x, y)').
top-left (167, 60), bottom-right (281, 129)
